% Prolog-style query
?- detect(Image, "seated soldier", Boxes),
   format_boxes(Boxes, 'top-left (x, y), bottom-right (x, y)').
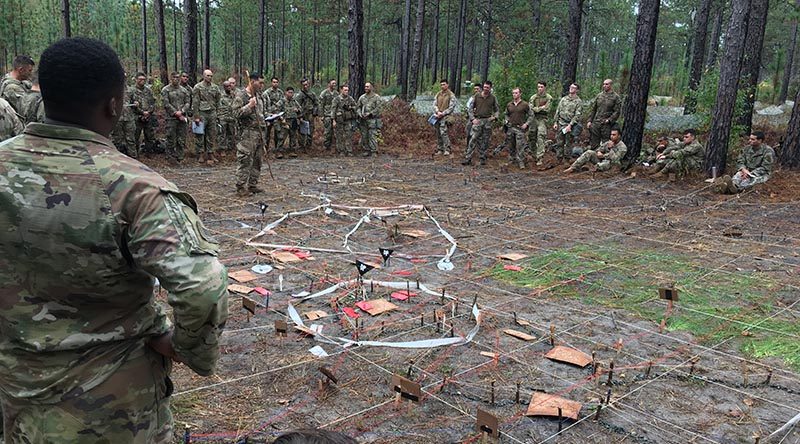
top-left (714, 131), bottom-right (775, 193)
top-left (564, 127), bottom-right (627, 173)
top-left (651, 129), bottom-right (705, 177)
top-left (640, 135), bottom-right (670, 165)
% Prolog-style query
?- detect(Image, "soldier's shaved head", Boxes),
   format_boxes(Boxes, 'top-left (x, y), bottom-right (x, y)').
top-left (39, 37), bottom-right (125, 137)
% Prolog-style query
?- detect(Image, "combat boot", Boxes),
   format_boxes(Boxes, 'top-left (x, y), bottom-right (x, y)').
top-left (197, 152), bottom-right (206, 164)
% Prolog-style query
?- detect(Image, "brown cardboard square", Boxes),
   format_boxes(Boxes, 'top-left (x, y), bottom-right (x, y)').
top-left (526, 392), bottom-right (582, 420)
top-left (228, 284), bottom-right (254, 294)
top-left (658, 287), bottom-right (679, 301)
top-left (544, 346), bottom-right (592, 367)
top-left (271, 251), bottom-right (304, 263)
top-left (275, 319), bottom-right (288, 335)
top-left (498, 253), bottom-right (528, 261)
top-left (504, 329), bottom-right (535, 341)
top-left (242, 297), bottom-right (257, 314)
top-left (391, 374), bottom-right (421, 402)
top-left (229, 269), bottom-right (258, 283)
top-left (359, 299), bottom-right (398, 316)
top-left (304, 310), bottom-right (329, 320)
top-left (476, 408), bottom-right (500, 438)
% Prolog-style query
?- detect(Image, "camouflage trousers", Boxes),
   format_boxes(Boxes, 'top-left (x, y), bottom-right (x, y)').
top-left (555, 126), bottom-right (575, 160)
top-left (732, 171), bottom-right (769, 191)
top-left (589, 120), bottom-right (614, 149)
top-left (300, 114), bottom-right (315, 149)
top-left (465, 120), bottom-right (473, 148)
top-left (1, 345), bottom-right (172, 444)
top-left (135, 116), bottom-right (156, 153)
top-left (507, 126), bottom-right (529, 166)
top-left (165, 118), bottom-right (188, 161)
top-left (277, 119), bottom-right (299, 154)
top-left (334, 120), bottom-right (354, 154)
top-left (359, 118), bottom-right (380, 154)
top-left (570, 149), bottom-right (616, 171)
top-left (527, 116), bottom-right (548, 162)
top-left (658, 157), bottom-right (701, 176)
top-left (194, 111), bottom-right (218, 155)
top-left (220, 119), bottom-right (237, 152)
top-left (322, 117), bottom-right (334, 149)
top-left (465, 118), bottom-right (492, 162)
top-left (264, 122), bottom-right (282, 151)
top-left (112, 119), bottom-right (137, 158)
top-left (236, 128), bottom-right (264, 190)
top-left (434, 120), bottom-right (451, 154)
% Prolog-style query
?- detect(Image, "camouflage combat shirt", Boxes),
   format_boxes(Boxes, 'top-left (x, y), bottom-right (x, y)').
top-left (0, 123), bottom-right (229, 404)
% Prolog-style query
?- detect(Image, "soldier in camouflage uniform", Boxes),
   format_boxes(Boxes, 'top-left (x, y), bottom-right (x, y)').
top-left (180, 72), bottom-right (193, 103)
top-left (565, 127), bottom-right (627, 173)
top-left (274, 87), bottom-right (303, 158)
top-left (0, 37), bottom-right (228, 444)
top-left (263, 77), bottom-right (285, 151)
top-left (112, 83), bottom-right (137, 157)
top-left (651, 129), bottom-right (705, 177)
top-left (19, 77), bottom-right (45, 124)
top-left (433, 79), bottom-right (457, 156)
top-left (462, 81), bottom-right (499, 166)
top-left (356, 82), bottom-right (383, 157)
top-left (192, 69), bottom-right (222, 164)
top-left (162, 72), bottom-right (191, 162)
top-left (504, 87), bottom-right (533, 169)
top-left (528, 81), bottom-right (553, 166)
top-left (234, 72), bottom-right (266, 196)
top-left (131, 73), bottom-right (157, 156)
top-left (219, 80), bottom-right (238, 153)
top-left (297, 78), bottom-right (319, 150)
top-left (465, 84), bottom-right (481, 150)
top-left (319, 79), bottom-right (338, 150)
top-left (331, 85), bottom-right (357, 156)
top-left (640, 135), bottom-right (671, 165)
top-left (586, 79), bottom-right (621, 148)
top-left (552, 83), bottom-right (583, 162)
top-left (0, 55), bottom-right (35, 114)
top-left (714, 131), bottom-right (776, 193)
top-left (0, 97), bottom-right (23, 141)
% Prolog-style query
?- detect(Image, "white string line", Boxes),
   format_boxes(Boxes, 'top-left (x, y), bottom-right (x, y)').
top-left (164, 163), bottom-right (792, 438)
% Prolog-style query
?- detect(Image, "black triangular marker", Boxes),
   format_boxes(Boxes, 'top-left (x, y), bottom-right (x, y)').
top-left (259, 203), bottom-right (268, 215)
top-left (379, 248), bottom-right (394, 262)
top-left (355, 260), bottom-right (374, 276)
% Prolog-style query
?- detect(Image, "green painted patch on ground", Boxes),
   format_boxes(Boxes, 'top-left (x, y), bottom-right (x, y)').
top-left (488, 244), bottom-right (799, 371)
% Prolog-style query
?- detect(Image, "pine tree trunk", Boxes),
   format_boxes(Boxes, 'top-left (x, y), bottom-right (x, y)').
top-left (621, 0), bottom-right (660, 166)
top-left (400, 0), bottom-right (412, 99)
top-left (173, 5), bottom-right (178, 73)
top-left (431, 0), bottom-right (440, 83)
top-left (141, 0), bottom-right (148, 74)
top-left (348, 0), bottom-right (366, 98)
top-left (779, 5), bottom-right (798, 104)
top-left (407, 0), bottom-right (425, 100)
top-left (481, 0), bottom-right (492, 82)
top-left (705, 0), bottom-right (752, 175)
top-left (684, 0), bottom-right (712, 115)
top-left (562, 0), bottom-right (583, 96)
top-left (736, 0), bottom-right (769, 135)
top-left (203, 0), bottom-right (210, 69)
top-left (183, 0), bottom-right (198, 84)
top-left (154, 0), bottom-right (169, 85)
top-left (530, 0), bottom-right (541, 38)
top-left (259, 0), bottom-right (266, 73)
top-left (62, 0), bottom-right (71, 37)
top-left (781, 87), bottom-right (800, 168)
top-left (706, 3), bottom-right (723, 69)
top-left (449, 0), bottom-right (466, 96)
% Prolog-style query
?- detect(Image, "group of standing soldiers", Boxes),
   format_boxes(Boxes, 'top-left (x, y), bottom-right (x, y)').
top-left (109, 70), bottom-right (384, 170)
top-left (430, 78), bottom-right (624, 169)
top-left (229, 73), bottom-right (384, 197)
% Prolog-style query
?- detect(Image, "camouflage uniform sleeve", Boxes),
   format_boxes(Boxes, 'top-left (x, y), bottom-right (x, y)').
top-left (607, 142), bottom-right (627, 163)
top-left (753, 147), bottom-right (775, 177)
top-left (233, 91), bottom-right (252, 119)
top-left (443, 93), bottom-right (457, 116)
top-left (192, 86), bottom-right (201, 117)
top-left (3, 82), bottom-right (26, 111)
top-left (162, 87), bottom-right (177, 116)
top-left (571, 98), bottom-right (582, 126)
top-left (525, 102), bottom-right (535, 128)
top-left (609, 94), bottom-right (621, 122)
top-left (124, 183), bottom-right (228, 376)
top-left (146, 88), bottom-right (156, 113)
top-left (736, 147), bottom-right (747, 171)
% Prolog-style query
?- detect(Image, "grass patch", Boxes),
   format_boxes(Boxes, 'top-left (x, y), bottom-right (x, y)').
top-left (487, 243), bottom-right (800, 371)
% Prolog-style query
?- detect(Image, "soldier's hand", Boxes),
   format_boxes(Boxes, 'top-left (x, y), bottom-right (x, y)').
top-left (587, 121), bottom-right (592, 128)
top-left (133, 101), bottom-right (140, 107)
top-left (194, 118), bottom-right (201, 124)
top-left (472, 118), bottom-right (479, 126)
top-left (333, 120), bottom-right (337, 127)
top-left (175, 111), bottom-right (183, 118)
top-left (248, 97), bottom-right (257, 109)
top-left (522, 123), bottom-right (528, 131)
top-left (553, 124), bottom-right (558, 131)
top-left (147, 331), bottom-right (182, 362)
top-left (143, 111), bottom-right (150, 118)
